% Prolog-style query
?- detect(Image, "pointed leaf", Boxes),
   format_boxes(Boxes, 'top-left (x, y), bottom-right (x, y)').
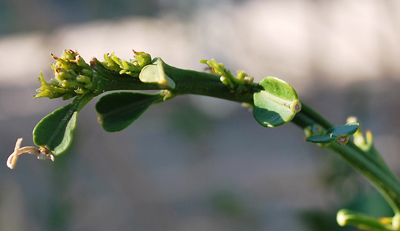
top-left (96, 92), bottom-right (163, 132)
top-left (306, 122), bottom-right (360, 145)
top-left (253, 77), bottom-right (301, 127)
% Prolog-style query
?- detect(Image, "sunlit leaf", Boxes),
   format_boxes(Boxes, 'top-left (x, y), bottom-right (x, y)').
top-left (139, 58), bottom-right (175, 89)
top-left (253, 77), bottom-right (301, 127)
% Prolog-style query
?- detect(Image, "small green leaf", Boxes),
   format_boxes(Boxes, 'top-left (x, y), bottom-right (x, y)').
top-left (96, 92), bottom-right (163, 132)
top-left (306, 122), bottom-right (360, 145)
top-left (253, 77), bottom-right (301, 127)
top-left (33, 94), bottom-right (93, 155)
top-left (139, 58), bottom-right (176, 89)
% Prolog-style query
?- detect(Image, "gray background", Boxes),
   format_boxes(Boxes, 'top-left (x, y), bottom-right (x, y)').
top-left (1, 0), bottom-right (400, 230)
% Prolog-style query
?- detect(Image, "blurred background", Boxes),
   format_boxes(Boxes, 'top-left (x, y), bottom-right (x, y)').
top-left (1, 0), bottom-right (400, 230)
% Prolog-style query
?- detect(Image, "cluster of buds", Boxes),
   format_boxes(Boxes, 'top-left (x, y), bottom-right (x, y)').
top-left (234, 70), bottom-right (255, 93)
top-left (101, 50), bottom-right (152, 77)
top-left (200, 59), bottom-right (254, 94)
top-left (35, 49), bottom-right (94, 100)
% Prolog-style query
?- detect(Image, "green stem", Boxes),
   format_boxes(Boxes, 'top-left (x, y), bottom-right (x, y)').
top-left (337, 209), bottom-right (394, 231)
top-left (94, 58), bottom-right (400, 218)
top-left (93, 59), bottom-right (256, 103)
top-left (298, 102), bottom-right (333, 129)
top-left (162, 63), bottom-right (256, 103)
top-left (92, 59), bottom-right (162, 95)
top-left (330, 143), bottom-right (400, 214)
top-left (293, 103), bottom-right (400, 216)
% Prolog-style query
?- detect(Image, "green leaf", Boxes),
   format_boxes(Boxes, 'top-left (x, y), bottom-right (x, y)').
top-left (306, 122), bottom-right (360, 145)
top-left (139, 58), bottom-right (176, 89)
top-left (96, 92), bottom-right (163, 132)
top-left (253, 77), bottom-right (301, 127)
top-left (33, 94), bottom-right (93, 155)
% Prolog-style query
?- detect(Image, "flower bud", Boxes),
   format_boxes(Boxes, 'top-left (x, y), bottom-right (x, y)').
top-left (76, 75), bottom-right (91, 84)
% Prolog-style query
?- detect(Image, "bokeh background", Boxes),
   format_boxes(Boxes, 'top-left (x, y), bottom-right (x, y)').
top-left (1, 0), bottom-right (400, 230)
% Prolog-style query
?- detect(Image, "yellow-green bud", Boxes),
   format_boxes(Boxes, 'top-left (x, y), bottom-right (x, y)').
top-left (35, 50), bottom-right (96, 100)
top-left (76, 75), bottom-right (91, 84)
top-left (81, 68), bottom-right (93, 76)
top-left (134, 50), bottom-right (152, 67)
top-left (74, 88), bottom-right (86, 94)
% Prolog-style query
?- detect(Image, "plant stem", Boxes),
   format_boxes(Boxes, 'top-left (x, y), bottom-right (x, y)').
top-left (166, 64), bottom-right (400, 216)
top-left (337, 209), bottom-right (393, 231)
top-left (292, 103), bottom-right (400, 216)
top-left (94, 58), bottom-right (400, 216)
top-left (92, 59), bottom-right (162, 94)
top-left (162, 63), bottom-right (256, 103)
top-left (93, 59), bottom-right (257, 103)
top-left (330, 143), bottom-right (400, 214)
